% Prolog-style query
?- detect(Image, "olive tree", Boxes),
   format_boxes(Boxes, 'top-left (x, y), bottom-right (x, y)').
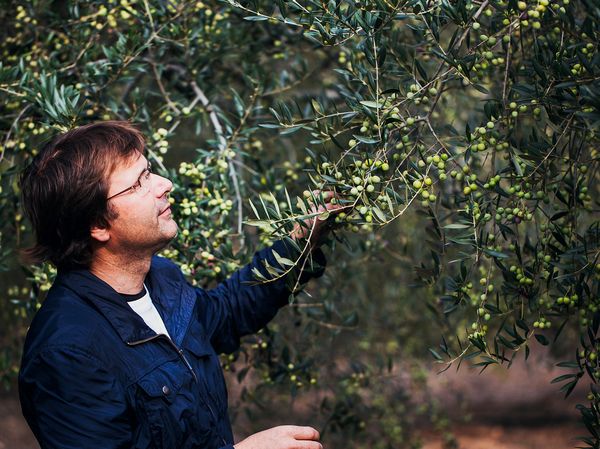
top-left (1, 0), bottom-right (599, 446)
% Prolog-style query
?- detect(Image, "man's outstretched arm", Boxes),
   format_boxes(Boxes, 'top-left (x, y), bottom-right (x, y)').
top-left (197, 237), bottom-right (327, 354)
top-left (197, 190), bottom-right (344, 354)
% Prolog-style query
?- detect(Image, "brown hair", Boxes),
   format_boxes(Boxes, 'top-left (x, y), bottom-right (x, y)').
top-left (20, 121), bottom-right (146, 269)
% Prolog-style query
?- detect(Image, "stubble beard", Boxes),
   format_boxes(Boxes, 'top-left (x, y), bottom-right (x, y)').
top-left (118, 217), bottom-right (178, 258)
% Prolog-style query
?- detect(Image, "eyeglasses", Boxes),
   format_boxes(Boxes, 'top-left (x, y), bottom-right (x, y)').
top-left (107, 161), bottom-right (153, 200)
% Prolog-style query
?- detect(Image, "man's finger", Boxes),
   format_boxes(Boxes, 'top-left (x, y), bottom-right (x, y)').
top-left (295, 441), bottom-right (323, 449)
top-left (308, 190), bottom-right (339, 205)
top-left (288, 425), bottom-right (320, 441)
top-left (311, 189), bottom-right (334, 200)
top-left (324, 202), bottom-right (346, 212)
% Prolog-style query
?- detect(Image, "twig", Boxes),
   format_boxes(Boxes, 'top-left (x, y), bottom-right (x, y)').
top-left (119, 71), bottom-right (145, 106)
top-left (142, 0), bottom-right (155, 31)
top-left (1, 104), bottom-right (31, 164)
top-left (372, 35), bottom-right (382, 142)
top-left (0, 87), bottom-right (26, 97)
top-left (151, 61), bottom-right (180, 114)
top-left (307, 318), bottom-right (357, 331)
top-left (97, 9), bottom-right (186, 91)
top-left (454, 1), bottom-right (490, 52)
top-left (58, 33), bottom-right (99, 74)
top-left (190, 81), bottom-right (244, 237)
top-left (527, 115), bottom-right (574, 178)
top-left (224, 0), bottom-right (302, 27)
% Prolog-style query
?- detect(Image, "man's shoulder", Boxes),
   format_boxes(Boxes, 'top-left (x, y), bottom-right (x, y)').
top-left (35, 283), bottom-right (102, 325)
top-left (22, 285), bottom-right (113, 361)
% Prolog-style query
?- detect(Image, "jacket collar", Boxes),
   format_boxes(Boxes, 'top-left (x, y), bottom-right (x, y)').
top-left (54, 256), bottom-right (196, 347)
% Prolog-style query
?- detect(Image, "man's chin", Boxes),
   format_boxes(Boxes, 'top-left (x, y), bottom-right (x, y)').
top-left (170, 223), bottom-right (179, 239)
top-left (165, 221), bottom-right (179, 241)
top-left (152, 223), bottom-right (179, 253)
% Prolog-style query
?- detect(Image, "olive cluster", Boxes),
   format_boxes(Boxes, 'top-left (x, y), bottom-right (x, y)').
top-left (308, 157), bottom-right (392, 231)
top-left (509, 264), bottom-right (534, 286)
top-left (532, 315), bottom-right (551, 329)
top-left (579, 300), bottom-right (600, 329)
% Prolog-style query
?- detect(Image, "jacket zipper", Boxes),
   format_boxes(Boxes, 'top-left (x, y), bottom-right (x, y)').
top-left (127, 334), bottom-right (226, 445)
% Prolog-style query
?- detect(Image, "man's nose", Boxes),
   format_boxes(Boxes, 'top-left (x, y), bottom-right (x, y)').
top-left (152, 173), bottom-right (173, 197)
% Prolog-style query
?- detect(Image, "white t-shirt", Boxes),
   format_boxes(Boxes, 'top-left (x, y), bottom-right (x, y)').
top-left (127, 287), bottom-right (171, 339)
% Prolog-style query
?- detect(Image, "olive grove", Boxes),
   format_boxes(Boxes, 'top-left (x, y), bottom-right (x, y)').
top-left (1, 0), bottom-right (599, 447)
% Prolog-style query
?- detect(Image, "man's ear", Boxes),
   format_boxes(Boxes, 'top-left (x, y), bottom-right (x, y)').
top-left (90, 225), bottom-right (110, 243)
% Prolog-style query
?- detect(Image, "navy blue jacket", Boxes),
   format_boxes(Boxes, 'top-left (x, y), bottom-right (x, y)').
top-left (19, 240), bottom-right (325, 449)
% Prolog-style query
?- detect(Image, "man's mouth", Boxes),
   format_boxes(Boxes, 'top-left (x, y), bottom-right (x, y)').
top-left (159, 205), bottom-right (171, 216)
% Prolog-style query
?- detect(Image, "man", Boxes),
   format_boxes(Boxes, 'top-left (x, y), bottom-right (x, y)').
top-left (19, 121), bottom-right (335, 449)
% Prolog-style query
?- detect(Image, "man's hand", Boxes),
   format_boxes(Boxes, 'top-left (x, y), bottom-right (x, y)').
top-left (233, 425), bottom-right (322, 449)
top-left (291, 190), bottom-right (347, 250)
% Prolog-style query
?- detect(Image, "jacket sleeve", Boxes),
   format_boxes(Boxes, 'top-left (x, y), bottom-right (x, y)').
top-left (197, 239), bottom-right (326, 354)
top-left (19, 346), bottom-right (132, 449)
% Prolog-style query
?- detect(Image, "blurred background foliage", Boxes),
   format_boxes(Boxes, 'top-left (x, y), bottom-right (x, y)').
top-left (0, 0), bottom-right (599, 447)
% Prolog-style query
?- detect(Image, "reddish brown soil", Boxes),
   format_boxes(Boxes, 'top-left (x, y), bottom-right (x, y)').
top-left (421, 424), bottom-right (586, 449)
top-left (1, 353), bottom-right (589, 449)
top-left (0, 396), bottom-right (38, 449)
top-left (0, 393), bottom-right (586, 449)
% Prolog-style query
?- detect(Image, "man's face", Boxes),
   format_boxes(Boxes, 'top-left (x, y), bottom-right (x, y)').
top-left (102, 152), bottom-right (178, 254)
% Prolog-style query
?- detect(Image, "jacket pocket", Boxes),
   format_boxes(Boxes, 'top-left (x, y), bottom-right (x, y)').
top-left (137, 361), bottom-right (185, 403)
top-left (135, 360), bottom-right (199, 448)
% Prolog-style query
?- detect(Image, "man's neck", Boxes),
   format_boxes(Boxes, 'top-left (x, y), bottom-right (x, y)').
top-left (89, 250), bottom-right (152, 295)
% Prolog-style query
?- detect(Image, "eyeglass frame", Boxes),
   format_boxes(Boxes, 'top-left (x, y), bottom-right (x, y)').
top-left (106, 160), bottom-right (153, 201)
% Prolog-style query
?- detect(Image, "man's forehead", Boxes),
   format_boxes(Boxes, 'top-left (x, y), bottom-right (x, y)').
top-left (109, 151), bottom-right (146, 181)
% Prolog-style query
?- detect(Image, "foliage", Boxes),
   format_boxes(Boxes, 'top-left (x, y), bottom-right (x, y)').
top-left (0, 0), bottom-right (599, 446)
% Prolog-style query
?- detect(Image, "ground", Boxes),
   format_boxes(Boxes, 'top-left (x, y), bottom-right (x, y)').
top-left (0, 393), bottom-right (584, 449)
top-left (2, 352), bottom-right (589, 448)
top-left (421, 424), bottom-right (586, 449)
